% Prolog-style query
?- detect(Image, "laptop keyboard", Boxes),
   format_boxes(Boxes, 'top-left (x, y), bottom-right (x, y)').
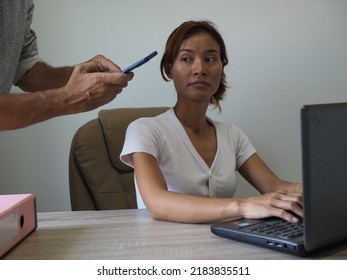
top-left (243, 219), bottom-right (304, 240)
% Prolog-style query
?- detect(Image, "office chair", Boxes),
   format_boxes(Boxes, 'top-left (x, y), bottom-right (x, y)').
top-left (68, 106), bottom-right (169, 210)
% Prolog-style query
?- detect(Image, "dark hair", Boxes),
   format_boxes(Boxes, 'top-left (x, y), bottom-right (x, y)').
top-left (160, 20), bottom-right (228, 111)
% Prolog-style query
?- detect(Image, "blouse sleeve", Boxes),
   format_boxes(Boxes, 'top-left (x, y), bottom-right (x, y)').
top-left (233, 125), bottom-right (257, 170)
top-left (120, 118), bottom-right (161, 168)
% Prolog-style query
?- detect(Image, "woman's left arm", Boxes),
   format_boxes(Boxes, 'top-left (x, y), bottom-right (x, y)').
top-left (238, 153), bottom-right (302, 194)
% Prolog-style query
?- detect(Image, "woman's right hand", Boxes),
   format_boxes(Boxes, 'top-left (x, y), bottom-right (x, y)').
top-left (239, 190), bottom-right (303, 223)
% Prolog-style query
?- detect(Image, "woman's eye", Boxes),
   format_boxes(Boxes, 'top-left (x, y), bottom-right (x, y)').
top-left (181, 57), bottom-right (192, 63)
top-left (206, 57), bottom-right (217, 62)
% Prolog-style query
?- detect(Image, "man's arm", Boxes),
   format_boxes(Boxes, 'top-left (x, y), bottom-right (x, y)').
top-left (0, 89), bottom-right (66, 130)
top-left (17, 61), bottom-right (73, 92)
top-left (0, 55), bottom-right (134, 130)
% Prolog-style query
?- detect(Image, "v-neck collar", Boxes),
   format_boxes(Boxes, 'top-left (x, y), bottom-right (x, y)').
top-left (167, 108), bottom-right (222, 175)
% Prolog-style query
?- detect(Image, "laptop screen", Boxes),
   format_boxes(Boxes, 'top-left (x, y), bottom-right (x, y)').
top-left (301, 102), bottom-right (347, 250)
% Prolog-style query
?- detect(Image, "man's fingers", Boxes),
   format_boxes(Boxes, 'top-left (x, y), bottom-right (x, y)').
top-left (102, 72), bottom-right (134, 85)
top-left (94, 56), bottom-right (121, 73)
top-left (77, 57), bottom-right (122, 74)
top-left (86, 55), bottom-right (123, 73)
top-left (75, 60), bottom-right (99, 74)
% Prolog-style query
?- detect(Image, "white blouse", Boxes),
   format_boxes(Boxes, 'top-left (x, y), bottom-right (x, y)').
top-left (120, 108), bottom-right (256, 209)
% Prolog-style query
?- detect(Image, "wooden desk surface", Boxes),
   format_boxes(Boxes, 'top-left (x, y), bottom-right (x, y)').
top-left (3, 209), bottom-right (347, 260)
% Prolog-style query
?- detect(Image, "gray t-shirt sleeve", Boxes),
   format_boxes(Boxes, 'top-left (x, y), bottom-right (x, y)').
top-left (13, 1), bottom-right (39, 85)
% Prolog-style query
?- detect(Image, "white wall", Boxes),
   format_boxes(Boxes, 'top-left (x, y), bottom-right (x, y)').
top-left (1, 0), bottom-right (346, 212)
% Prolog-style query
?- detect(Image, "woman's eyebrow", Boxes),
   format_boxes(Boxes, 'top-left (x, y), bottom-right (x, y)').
top-left (179, 48), bottom-right (220, 54)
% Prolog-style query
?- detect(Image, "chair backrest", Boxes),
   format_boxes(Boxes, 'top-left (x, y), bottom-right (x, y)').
top-left (69, 106), bottom-right (169, 210)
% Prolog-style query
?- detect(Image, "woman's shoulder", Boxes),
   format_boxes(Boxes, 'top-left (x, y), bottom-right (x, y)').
top-left (128, 108), bottom-right (172, 129)
top-left (210, 118), bottom-right (242, 134)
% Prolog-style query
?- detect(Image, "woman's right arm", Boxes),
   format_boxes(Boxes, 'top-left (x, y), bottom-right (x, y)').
top-left (133, 152), bottom-right (302, 223)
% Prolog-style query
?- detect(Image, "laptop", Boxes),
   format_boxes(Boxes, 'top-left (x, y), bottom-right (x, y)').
top-left (211, 102), bottom-right (347, 256)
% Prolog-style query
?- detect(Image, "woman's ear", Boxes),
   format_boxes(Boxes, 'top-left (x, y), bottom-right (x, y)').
top-left (167, 64), bottom-right (173, 79)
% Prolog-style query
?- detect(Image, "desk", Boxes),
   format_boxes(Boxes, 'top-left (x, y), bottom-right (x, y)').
top-left (3, 209), bottom-right (347, 260)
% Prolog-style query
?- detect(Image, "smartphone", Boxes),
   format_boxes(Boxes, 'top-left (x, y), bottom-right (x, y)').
top-left (121, 51), bottom-right (158, 73)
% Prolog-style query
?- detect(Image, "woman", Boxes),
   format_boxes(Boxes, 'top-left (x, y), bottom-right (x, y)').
top-left (120, 20), bottom-right (302, 224)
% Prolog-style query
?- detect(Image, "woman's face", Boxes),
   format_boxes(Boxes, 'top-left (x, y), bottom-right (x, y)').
top-left (169, 32), bottom-right (223, 104)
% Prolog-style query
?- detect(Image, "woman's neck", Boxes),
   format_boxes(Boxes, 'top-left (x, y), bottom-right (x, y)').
top-left (173, 104), bottom-right (211, 134)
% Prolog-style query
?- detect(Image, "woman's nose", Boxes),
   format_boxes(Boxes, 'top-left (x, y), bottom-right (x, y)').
top-left (192, 59), bottom-right (206, 75)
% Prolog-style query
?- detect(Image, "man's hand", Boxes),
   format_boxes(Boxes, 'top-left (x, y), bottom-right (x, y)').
top-left (60, 55), bottom-right (134, 114)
